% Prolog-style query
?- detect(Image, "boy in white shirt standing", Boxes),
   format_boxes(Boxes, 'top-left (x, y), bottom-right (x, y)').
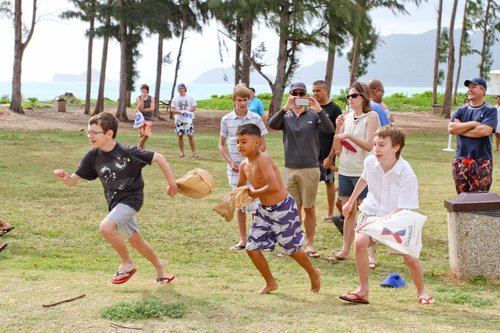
top-left (339, 125), bottom-right (434, 305)
top-left (171, 83), bottom-right (199, 158)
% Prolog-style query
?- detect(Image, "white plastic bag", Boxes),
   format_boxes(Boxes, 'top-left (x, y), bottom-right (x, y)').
top-left (133, 110), bottom-right (145, 128)
top-left (358, 210), bottom-right (427, 258)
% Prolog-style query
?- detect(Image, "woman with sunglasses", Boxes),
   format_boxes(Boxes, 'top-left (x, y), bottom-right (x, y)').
top-left (324, 82), bottom-right (380, 262)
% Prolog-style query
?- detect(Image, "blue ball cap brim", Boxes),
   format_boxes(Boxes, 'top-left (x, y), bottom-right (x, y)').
top-left (464, 78), bottom-right (487, 89)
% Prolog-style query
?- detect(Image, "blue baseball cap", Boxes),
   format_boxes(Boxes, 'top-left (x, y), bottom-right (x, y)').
top-left (464, 78), bottom-right (487, 90)
top-left (380, 273), bottom-right (407, 288)
top-left (178, 83), bottom-right (187, 89)
top-left (290, 82), bottom-right (307, 92)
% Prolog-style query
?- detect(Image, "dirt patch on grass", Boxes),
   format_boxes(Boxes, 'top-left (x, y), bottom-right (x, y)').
top-left (0, 107), bottom-right (450, 133)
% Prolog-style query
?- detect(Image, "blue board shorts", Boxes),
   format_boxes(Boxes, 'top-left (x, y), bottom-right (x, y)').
top-left (246, 195), bottom-right (305, 255)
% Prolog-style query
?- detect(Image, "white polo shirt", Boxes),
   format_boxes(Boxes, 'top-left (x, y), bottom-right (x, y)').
top-left (359, 155), bottom-right (419, 217)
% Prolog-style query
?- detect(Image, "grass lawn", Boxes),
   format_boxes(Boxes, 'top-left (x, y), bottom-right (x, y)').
top-left (0, 129), bottom-right (498, 332)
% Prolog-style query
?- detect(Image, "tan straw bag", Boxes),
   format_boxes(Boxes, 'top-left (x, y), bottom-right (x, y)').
top-left (175, 168), bottom-right (216, 199)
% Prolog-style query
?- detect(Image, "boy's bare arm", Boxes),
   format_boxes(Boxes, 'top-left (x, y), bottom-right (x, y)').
top-left (237, 160), bottom-right (248, 187)
top-left (53, 169), bottom-right (80, 187)
top-left (152, 153), bottom-right (178, 197)
top-left (218, 136), bottom-right (238, 171)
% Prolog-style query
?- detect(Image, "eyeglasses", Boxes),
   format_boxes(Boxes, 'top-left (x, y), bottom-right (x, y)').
top-left (346, 93), bottom-right (360, 100)
top-left (291, 91), bottom-right (306, 97)
top-left (86, 131), bottom-right (104, 136)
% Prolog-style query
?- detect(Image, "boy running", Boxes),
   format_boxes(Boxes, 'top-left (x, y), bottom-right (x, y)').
top-left (339, 125), bottom-right (433, 305)
top-left (236, 124), bottom-right (321, 294)
top-left (54, 112), bottom-right (178, 285)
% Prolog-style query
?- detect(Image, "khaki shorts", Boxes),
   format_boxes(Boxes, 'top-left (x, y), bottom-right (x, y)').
top-left (357, 212), bottom-right (403, 255)
top-left (284, 167), bottom-right (320, 209)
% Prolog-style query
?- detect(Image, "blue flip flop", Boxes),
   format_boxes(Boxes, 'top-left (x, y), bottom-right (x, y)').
top-left (380, 273), bottom-right (406, 288)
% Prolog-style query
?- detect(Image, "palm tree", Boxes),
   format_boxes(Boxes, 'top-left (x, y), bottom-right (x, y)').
top-left (442, 0), bottom-right (459, 118)
top-left (10, 0), bottom-right (37, 114)
top-left (61, 0), bottom-right (97, 115)
top-left (432, 0), bottom-right (443, 107)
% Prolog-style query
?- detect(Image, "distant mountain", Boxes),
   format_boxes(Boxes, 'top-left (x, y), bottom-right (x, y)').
top-left (192, 67), bottom-right (275, 85)
top-left (194, 29), bottom-right (499, 87)
top-left (52, 69), bottom-right (114, 82)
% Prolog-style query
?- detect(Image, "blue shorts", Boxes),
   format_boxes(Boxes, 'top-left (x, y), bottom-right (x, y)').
top-left (246, 195), bottom-right (305, 255)
top-left (338, 174), bottom-right (368, 200)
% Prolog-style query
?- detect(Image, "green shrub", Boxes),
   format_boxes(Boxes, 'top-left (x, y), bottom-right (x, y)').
top-left (100, 298), bottom-right (186, 321)
top-left (0, 95), bottom-right (9, 104)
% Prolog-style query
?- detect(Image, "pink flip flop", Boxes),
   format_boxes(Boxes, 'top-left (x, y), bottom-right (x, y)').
top-left (111, 268), bottom-right (137, 284)
top-left (155, 273), bottom-right (175, 285)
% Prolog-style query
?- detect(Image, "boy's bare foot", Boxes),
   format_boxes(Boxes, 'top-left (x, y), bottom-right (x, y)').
top-left (258, 281), bottom-right (278, 294)
top-left (155, 259), bottom-right (166, 279)
top-left (311, 268), bottom-right (321, 293)
top-left (326, 251), bottom-right (348, 261)
top-left (118, 261), bottom-right (136, 274)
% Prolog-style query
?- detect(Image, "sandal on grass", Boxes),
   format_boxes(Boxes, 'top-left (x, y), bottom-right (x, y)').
top-left (155, 273), bottom-right (175, 285)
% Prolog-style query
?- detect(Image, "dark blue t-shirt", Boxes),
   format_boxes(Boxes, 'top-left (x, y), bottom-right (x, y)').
top-left (75, 142), bottom-right (154, 211)
top-left (450, 103), bottom-right (497, 160)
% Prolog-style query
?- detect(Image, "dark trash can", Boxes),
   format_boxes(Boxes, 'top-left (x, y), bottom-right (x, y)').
top-left (57, 97), bottom-right (66, 113)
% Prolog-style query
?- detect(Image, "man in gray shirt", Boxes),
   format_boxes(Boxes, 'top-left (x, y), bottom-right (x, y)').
top-left (269, 82), bottom-right (334, 258)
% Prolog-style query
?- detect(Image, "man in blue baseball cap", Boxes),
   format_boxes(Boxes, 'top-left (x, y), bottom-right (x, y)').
top-left (269, 82), bottom-right (334, 258)
top-left (448, 78), bottom-right (498, 193)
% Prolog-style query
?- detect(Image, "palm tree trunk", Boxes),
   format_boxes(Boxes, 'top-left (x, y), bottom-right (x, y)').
top-left (234, 22), bottom-right (242, 85)
top-left (241, 19), bottom-right (252, 87)
top-left (84, 1), bottom-right (96, 115)
top-left (269, 0), bottom-right (290, 117)
top-left (93, 0), bottom-right (111, 115)
top-left (432, 0), bottom-right (443, 106)
top-left (325, 25), bottom-right (336, 96)
top-left (169, 19), bottom-right (186, 119)
top-left (478, 0), bottom-right (491, 77)
top-left (442, 0), bottom-right (459, 118)
top-left (154, 34), bottom-right (163, 119)
top-left (452, 0), bottom-right (469, 105)
top-left (116, 0), bottom-right (128, 121)
top-left (349, 38), bottom-right (361, 87)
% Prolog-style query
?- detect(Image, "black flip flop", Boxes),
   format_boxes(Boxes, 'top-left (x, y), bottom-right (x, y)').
top-left (0, 227), bottom-right (14, 237)
top-left (0, 243), bottom-right (8, 252)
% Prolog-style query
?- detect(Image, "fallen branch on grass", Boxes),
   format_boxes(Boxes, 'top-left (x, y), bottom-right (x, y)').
top-left (110, 323), bottom-right (143, 330)
top-left (42, 294), bottom-right (86, 308)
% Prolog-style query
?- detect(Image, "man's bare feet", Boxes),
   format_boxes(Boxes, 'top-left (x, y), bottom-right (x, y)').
top-left (311, 268), bottom-right (321, 293)
top-left (258, 281), bottom-right (278, 294)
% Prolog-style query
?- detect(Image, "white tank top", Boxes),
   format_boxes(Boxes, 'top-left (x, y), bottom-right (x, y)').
top-left (338, 111), bottom-right (376, 177)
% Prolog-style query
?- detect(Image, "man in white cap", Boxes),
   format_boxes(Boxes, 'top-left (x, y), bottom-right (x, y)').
top-left (448, 78), bottom-right (497, 193)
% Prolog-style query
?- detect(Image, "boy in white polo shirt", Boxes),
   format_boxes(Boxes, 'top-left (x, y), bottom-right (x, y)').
top-left (339, 125), bottom-right (434, 305)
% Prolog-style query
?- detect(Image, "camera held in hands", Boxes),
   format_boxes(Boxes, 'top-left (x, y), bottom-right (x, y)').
top-left (294, 98), bottom-right (310, 106)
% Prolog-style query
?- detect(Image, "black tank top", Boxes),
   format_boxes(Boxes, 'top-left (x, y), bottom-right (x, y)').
top-left (141, 96), bottom-right (153, 121)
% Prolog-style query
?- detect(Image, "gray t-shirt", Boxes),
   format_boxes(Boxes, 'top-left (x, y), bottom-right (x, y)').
top-left (75, 142), bottom-right (154, 211)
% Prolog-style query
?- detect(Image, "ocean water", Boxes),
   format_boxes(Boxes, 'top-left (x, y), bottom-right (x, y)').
top-left (0, 81), bottom-right (443, 102)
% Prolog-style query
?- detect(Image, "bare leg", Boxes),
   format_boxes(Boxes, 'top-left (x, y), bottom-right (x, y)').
top-left (289, 250), bottom-right (321, 293)
top-left (247, 250), bottom-right (278, 294)
top-left (138, 128), bottom-right (148, 150)
top-left (368, 242), bottom-right (378, 268)
top-left (99, 219), bottom-right (135, 272)
top-left (325, 182), bottom-right (335, 217)
top-left (403, 255), bottom-right (431, 299)
top-left (302, 206), bottom-right (317, 252)
top-left (178, 135), bottom-right (185, 156)
top-left (496, 133), bottom-right (500, 151)
top-left (128, 232), bottom-right (165, 278)
top-left (352, 233), bottom-right (371, 298)
top-left (336, 196), bottom-right (357, 259)
top-left (188, 134), bottom-right (197, 155)
top-left (236, 210), bottom-right (247, 247)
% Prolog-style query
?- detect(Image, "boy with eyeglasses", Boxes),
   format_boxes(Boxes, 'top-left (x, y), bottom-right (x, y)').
top-left (269, 82), bottom-right (334, 258)
top-left (54, 112), bottom-right (179, 285)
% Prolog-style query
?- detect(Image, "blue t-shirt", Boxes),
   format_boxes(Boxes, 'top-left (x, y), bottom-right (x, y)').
top-left (248, 97), bottom-right (265, 116)
top-left (450, 103), bottom-right (497, 160)
top-left (370, 100), bottom-right (389, 126)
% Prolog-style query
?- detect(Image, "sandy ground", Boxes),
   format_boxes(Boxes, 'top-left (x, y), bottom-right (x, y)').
top-left (0, 107), bottom-right (450, 133)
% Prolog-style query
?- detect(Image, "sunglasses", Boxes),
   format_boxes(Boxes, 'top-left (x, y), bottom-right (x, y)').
top-left (346, 93), bottom-right (360, 100)
top-left (291, 91), bottom-right (306, 97)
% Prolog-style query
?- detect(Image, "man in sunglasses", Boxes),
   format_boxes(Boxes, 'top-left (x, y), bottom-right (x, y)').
top-left (269, 82), bottom-right (335, 258)
top-left (367, 80), bottom-right (390, 126)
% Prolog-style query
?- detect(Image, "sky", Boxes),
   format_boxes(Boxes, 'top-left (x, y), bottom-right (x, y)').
top-left (0, 0), bottom-right (466, 85)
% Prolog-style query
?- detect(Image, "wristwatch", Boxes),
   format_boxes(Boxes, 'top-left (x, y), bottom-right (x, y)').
top-left (329, 154), bottom-right (335, 160)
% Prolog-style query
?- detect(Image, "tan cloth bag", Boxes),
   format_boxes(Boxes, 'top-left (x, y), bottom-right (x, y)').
top-left (175, 168), bottom-right (216, 199)
top-left (213, 186), bottom-right (254, 221)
